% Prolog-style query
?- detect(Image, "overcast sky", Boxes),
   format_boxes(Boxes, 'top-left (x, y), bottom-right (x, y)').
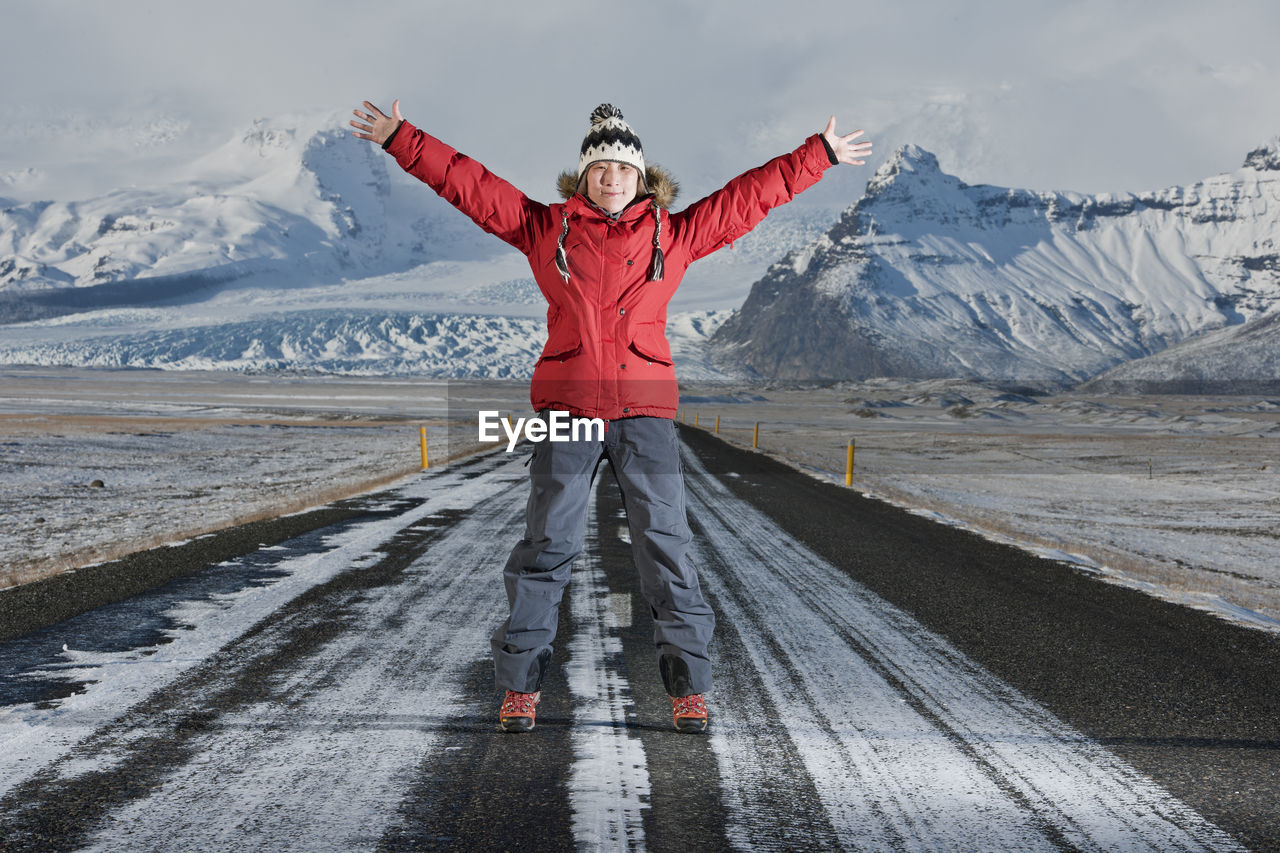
top-left (3, 0), bottom-right (1278, 203)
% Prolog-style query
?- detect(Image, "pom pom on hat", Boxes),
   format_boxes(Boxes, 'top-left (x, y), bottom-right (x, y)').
top-left (590, 104), bottom-right (624, 125)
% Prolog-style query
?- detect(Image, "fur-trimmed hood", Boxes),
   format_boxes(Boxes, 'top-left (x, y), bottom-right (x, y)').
top-left (555, 164), bottom-right (680, 210)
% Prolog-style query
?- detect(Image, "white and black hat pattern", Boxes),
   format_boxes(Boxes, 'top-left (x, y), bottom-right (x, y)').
top-left (576, 104), bottom-right (647, 189)
top-left (555, 104), bottom-right (664, 285)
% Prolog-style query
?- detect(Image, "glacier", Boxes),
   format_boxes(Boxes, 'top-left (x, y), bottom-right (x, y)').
top-left (3, 112), bottom-right (1278, 387)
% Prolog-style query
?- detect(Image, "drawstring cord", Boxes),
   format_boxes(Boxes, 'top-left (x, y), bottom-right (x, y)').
top-left (554, 210), bottom-right (571, 283)
top-left (553, 201), bottom-right (664, 284)
top-left (649, 201), bottom-right (665, 282)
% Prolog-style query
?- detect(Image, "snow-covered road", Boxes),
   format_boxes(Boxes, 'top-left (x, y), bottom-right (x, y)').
top-left (0, 433), bottom-right (1264, 851)
top-left (683, 447), bottom-right (1233, 851)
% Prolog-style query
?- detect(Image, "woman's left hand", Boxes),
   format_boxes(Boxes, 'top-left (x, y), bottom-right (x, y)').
top-left (350, 100), bottom-right (403, 146)
top-left (823, 117), bottom-right (872, 165)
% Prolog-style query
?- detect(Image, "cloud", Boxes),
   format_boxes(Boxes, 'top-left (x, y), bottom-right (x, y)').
top-left (3, 0), bottom-right (1279, 200)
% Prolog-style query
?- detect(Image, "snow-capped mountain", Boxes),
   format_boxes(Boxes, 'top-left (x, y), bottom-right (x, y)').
top-left (0, 115), bottom-right (834, 378)
top-left (710, 140), bottom-right (1280, 384)
top-left (0, 113), bottom-right (503, 296)
top-left (13, 111), bottom-right (1275, 387)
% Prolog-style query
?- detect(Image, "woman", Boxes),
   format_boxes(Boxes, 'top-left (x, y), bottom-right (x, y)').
top-left (351, 100), bottom-right (870, 733)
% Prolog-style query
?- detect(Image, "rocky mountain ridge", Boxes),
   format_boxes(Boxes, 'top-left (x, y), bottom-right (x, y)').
top-left (710, 138), bottom-right (1280, 384)
top-left (3, 113), bottom-right (1277, 388)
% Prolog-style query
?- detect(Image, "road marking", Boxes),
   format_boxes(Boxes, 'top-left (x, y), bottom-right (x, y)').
top-left (682, 444), bottom-right (1243, 852)
top-left (3, 441), bottom-right (1248, 851)
top-left (565, 474), bottom-right (652, 851)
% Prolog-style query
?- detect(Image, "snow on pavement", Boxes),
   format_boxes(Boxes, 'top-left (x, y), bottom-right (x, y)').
top-left (73, 455), bottom-right (529, 852)
top-left (0, 454), bottom-right (519, 802)
top-left (683, 443), bottom-right (1242, 852)
top-left (564, 475), bottom-right (651, 850)
top-left (0, 417), bottom-right (1249, 850)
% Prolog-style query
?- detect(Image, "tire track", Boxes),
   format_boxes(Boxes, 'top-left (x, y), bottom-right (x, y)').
top-left (680, 441), bottom-right (1243, 852)
top-left (78, 481), bottom-right (526, 851)
top-left (0, 452), bottom-right (526, 852)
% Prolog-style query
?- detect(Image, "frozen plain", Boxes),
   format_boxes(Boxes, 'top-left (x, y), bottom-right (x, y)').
top-left (1, 366), bottom-right (1278, 633)
top-left (679, 378), bottom-right (1280, 631)
top-left (0, 367), bottom-right (528, 588)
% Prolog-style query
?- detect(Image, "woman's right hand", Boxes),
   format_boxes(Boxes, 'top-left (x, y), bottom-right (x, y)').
top-left (350, 100), bottom-right (403, 146)
top-left (822, 116), bottom-right (871, 166)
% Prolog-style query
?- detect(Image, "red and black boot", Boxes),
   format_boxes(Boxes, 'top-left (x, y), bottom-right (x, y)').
top-left (499, 690), bottom-right (541, 733)
top-left (670, 693), bottom-right (708, 733)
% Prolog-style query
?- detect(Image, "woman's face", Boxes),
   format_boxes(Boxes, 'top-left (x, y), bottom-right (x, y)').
top-left (585, 161), bottom-right (639, 213)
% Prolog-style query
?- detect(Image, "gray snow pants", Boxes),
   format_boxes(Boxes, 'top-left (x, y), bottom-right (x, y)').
top-left (491, 414), bottom-right (715, 697)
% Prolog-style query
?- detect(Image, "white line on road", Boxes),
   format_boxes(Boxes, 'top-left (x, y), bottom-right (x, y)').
top-left (565, 474), bottom-right (652, 851)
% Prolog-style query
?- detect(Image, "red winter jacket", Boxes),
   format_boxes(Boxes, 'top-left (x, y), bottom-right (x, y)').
top-left (385, 120), bottom-right (834, 420)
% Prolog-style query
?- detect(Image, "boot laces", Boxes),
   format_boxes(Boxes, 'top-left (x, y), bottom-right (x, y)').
top-left (502, 690), bottom-right (539, 716)
top-left (672, 694), bottom-right (707, 718)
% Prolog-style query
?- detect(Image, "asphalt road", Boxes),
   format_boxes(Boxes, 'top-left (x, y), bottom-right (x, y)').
top-left (0, 426), bottom-right (1276, 852)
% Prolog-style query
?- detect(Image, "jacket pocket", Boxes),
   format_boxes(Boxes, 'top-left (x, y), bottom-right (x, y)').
top-left (627, 323), bottom-right (673, 366)
top-left (537, 330), bottom-right (583, 365)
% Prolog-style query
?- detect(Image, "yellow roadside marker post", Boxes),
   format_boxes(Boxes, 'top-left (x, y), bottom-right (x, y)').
top-left (420, 426), bottom-right (430, 470)
top-left (845, 439), bottom-right (855, 486)
top-left (714, 415), bottom-right (720, 434)
top-left (752, 422), bottom-right (759, 449)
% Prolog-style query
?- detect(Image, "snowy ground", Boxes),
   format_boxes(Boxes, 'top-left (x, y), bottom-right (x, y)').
top-left (0, 367), bottom-right (528, 588)
top-left (678, 378), bottom-right (1280, 631)
top-left (2, 367), bottom-right (1278, 632)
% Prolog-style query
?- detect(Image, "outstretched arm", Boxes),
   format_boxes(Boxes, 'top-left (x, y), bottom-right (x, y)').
top-left (673, 117), bottom-right (873, 262)
top-left (348, 99), bottom-right (545, 254)
top-left (350, 100), bottom-right (403, 147)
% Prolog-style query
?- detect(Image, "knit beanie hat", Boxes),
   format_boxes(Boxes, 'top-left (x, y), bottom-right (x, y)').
top-left (576, 104), bottom-right (647, 192)
top-left (555, 104), bottom-right (665, 284)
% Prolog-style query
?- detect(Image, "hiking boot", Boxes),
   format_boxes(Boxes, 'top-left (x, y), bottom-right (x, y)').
top-left (499, 690), bottom-right (540, 733)
top-left (671, 693), bottom-right (708, 733)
